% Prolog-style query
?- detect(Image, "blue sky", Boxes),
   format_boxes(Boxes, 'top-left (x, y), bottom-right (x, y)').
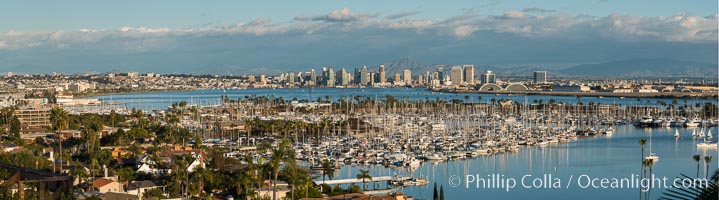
top-left (0, 1), bottom-right (716, 73)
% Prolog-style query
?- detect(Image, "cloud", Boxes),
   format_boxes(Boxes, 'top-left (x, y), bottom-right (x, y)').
top-left (0, 8), bottom-right (716, 73)
top-left (522, 7), bottom-right (556, 13)
top-left (311, 7), bottom-right (370, 22)
top-left (501, 11), bottom-right (525, 19)
top-left (385, 11), bottom-right (421, 20)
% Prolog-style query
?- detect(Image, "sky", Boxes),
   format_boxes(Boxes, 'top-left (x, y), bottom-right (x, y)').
top-left (0, 0), bottom-right (717, 74)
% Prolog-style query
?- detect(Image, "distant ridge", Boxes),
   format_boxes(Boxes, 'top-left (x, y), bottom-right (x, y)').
top-left (558, 59), bottom-right (717, 77)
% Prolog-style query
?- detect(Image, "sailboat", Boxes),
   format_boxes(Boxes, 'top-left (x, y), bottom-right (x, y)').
top-left (645, 132), bottom-right (659, 161)
top-left (697, 129), bottom-right (717, 148)
top-left (708, 129), bottom-right (713, 139)
top-left (674, 129), bottom-right (680, 138)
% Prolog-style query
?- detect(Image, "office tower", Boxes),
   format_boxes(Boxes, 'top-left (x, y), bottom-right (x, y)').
top-left (417, 75), bottom-right (424, 85)
top-left (436, 66), bottom-right (444, 84)
top-left (354, 68), bottom-right (361, 84)
top-left (394, 73), bottom-right (401, 82)
top-left (360, 65), bottom-right (369, 85)
top-left (324, 67), bottom-right (335, 86)
top-left (288, 72), bottom-right (295, 84)
top-left (450, 66), bottom-right (463, 84)
top-left (260, 75), bottom-right (267, 85)
top-left (463, 64), bottom-right (475, 84)
top-left (534, 71), bottom-right (547, 84)
top-left (379, 65), bottom-right (386, 83)
top-left (310, 69), bottom-right (317, 86)
top-left (481, 70), bottom-right (496, 84)
top-left (340, 68), bottom-right (349, 85)
top-left (403, 69), bottom-right (412, 83)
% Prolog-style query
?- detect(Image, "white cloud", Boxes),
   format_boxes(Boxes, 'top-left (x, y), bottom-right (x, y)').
top-left (311, 7), bottom-right (370, 22)
top-left (0, 8), bottom-right (716, 73)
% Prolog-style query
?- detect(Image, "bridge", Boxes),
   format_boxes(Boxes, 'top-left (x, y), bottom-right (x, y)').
top-left (0, 162), bottom-right (73, 200)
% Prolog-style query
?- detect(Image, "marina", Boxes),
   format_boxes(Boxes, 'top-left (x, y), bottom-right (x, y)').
top-left (85, 88), bottom-right (718, 200)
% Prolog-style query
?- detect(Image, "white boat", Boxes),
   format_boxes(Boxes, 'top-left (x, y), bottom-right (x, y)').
top-left (697, 142), bottom-right (718, 148)
top-left (645, 131), bottom-right (659, 161)
top-left (424, 154), bottom-right (445, 160)
top-left (708, 129), bottom-right (713, 139)
top-left (685, 118), bottom-right (701, 127)
top-left (645, 153), bottom-right (660, 161)
top-left (605, 127), bottom-right (614, 135)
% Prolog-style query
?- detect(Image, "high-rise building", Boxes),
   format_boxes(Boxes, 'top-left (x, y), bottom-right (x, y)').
top-left (354, 68), bottom-right (361, 85)
top-left (324, 67), bottom-right (335, 86)
top-left (463, 64), bottom-right (475, 84)
top-left (534, 71), bottom-right (547, 84)
top-left (436, 66), bottom-right (444, 84)
top-left (394, 73), bottom-right (401, 83)
top-left (450, 66), bottom-right (463, 85)
top-left (360, 65), bottom-right (369, 86)
top-left (288, 72), bottom-right (295, 84)
top-left (310, 69), bottom-right (317, 86)
top-left (481, 70), bottom-right (496, 84)
top-left (259, 75), bottom-right (267, 85)
top-left (248, 75), bottom-right (256, 82)
top-left (379, 65), bottom-right (386, 84)
top-left (340, 68), bottom-right (349, 85)
top-left (403, 69), bottom-right (412, 83)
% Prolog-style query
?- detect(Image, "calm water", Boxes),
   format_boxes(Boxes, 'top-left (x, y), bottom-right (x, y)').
top-left (90, 88), bottom-right (714, 111)
top-left (333, 126), bottom-right (718, 200)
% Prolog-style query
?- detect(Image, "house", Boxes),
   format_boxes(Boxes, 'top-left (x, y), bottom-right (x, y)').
top-left (127, 180), bottom-right (159, 199)
top-left (92, 178), bottom-right (123, 193)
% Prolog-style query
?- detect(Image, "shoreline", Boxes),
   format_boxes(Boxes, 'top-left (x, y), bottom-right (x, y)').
top-left (76, 88), bottom-right (196, 98)
top-left (434, 89), bottom-right (718, 99)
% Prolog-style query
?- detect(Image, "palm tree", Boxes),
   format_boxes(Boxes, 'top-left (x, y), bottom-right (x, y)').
top-left (705, 156), bottom-right (713, 179)
top-left (694, 154), bottom-right (702, 178)
top-left (644, 159), bottom-right (654, 200)
top-left (356, 169), bottom-right (372, 191)
top-left (270, 139), bottom-right (293, 200)
top-left (320, 159), bottom-right (335, 184)
top-left (639, 138), bottom-right (646, 200)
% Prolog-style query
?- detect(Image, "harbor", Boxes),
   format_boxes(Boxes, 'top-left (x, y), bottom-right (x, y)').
top-left (86, 88), bottom-right (718, 199)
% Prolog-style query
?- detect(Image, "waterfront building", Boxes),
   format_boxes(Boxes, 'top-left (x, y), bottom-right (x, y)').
top-left (324, 67), bottom-right (335, 86)
top-left (451, 66), bottom-right (463, 85)
top-left (403, 69), bottom-right (412, 84)
top-left (340, 68), bottom-right (350, 85)
top-left (127, 72), bottom-right (139, 79)
top-left (436, 66), bottom-right (444, 84)
top-left (552, 83), bottom-right (591, 92)
top-left (481, 70), bottom-right (496, 84)
top-left (394, 73), bottom-right (401, 83)
top-left (379, 65), bottom-right (387, 83)
top-left (288, 72), bottom-right (295, 84)
top-left (360, 65), bottom-right (370, 86)
top-left (463, 64), bottom-right (475, 84)
top-left (259, 75), bottom-right (267, 85)
top-left (534, 71), bottom-right (547, 84)
top-left (310, 69), bottom-right (317, 86)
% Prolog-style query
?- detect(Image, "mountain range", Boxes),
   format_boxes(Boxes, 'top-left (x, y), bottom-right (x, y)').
top-left (370, 57), bottom-right (717, 78)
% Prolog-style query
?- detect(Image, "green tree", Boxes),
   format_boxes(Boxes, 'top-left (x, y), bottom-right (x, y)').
top-left (694, 154), bottom-right (702, 178)
top-left (440, 184), bottom-right (445, 200)
top-left (356, 169), bottom-right (372, 191)
top-left (705, 156), bottom-right (713, 179)
top-left (320, 159), bottom-right (335, 184)
top-left (433, 182), bottom-right (438, 200)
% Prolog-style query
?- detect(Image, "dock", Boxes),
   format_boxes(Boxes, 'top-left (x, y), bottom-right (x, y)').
top-left (314, 176), bottom-right (394, 185)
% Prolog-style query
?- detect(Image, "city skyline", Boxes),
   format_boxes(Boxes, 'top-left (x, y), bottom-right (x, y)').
top-left (0, 1), bottom-right (717, 74)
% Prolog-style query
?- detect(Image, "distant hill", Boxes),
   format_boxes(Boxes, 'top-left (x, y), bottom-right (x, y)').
top-left (371, 57), bottom-right (435, 76)
top-left (558, 59), bottom-right (717, 77)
